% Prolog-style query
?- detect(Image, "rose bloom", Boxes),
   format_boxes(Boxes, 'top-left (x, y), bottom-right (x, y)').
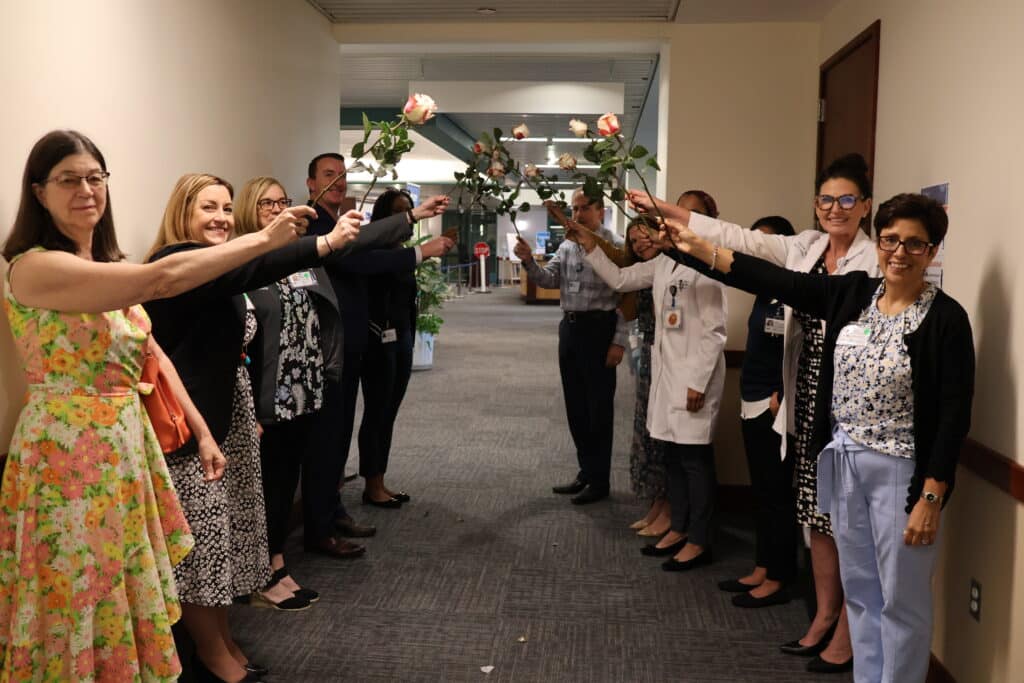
top-left (473, 141), bottom-right (489, 155)
top-left (524, 163), bottom-right (540, 178)
top-left (487, 160), bottom-right (506, 178)
top-left (569, 118), bottom-right (589, 137)
top-left (557, 153), bottom-right (577, 171)
top-left (403, 93), bottom-right (437, 124)
top-left (597, 113), bottom-right (621, 136)
top-left (512, 123), bottom-right (530, 140)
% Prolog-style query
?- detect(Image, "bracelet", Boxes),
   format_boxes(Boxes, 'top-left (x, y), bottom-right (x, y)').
top-left (710, 245), bottom-right (719, 271)
top-left (407, 209), bottom-right (418, 225)
top-left (322, 234), bottom-right (335, 253)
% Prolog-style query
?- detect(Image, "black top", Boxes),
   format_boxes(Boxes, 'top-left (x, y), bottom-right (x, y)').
top-left (143, 238), bottom-right (321, 444)
top-left (367, 267), bottom-right (417, 337)
top-left (308, 202), bottom-right (417, 353)
top-left (723, 251), bottom-right (975, 511)
top-left (741, 295), bottom-right (785, 402)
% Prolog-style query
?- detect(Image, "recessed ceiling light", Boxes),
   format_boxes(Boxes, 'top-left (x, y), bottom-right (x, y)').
top-left (476, 7), bottom-right (497, 15)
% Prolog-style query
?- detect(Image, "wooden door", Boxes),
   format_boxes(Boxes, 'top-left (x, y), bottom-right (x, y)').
top-left (817, 20), bottom-right (881, 179)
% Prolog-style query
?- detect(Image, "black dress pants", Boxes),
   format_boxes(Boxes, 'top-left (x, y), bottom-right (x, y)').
top-left (557, 311), bottom-right (617, 489)
top-left (664, 442), bottom-right (716, 547)
top-left (741, 410), bottom-right (797, 582)
top-left (358, 328), bottom-right (413, 478)
top-left (260, 413), bottom-right (314, 555)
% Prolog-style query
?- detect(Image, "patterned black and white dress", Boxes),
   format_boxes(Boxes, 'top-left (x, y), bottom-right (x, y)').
top-left (793, 257), bottom-right (832, 535)
top-left (167, 309), bottom-right (271, 605)
top-left (629, 288), bottom-right (666, 500)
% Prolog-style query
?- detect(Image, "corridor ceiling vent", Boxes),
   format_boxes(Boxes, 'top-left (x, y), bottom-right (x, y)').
top-left (476, 7), bottom-right (497, 14)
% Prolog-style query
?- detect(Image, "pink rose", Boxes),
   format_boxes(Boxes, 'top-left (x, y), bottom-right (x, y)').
top-left (557, 153), bottom-right (577, 171)
top-left (403, 93), bottom-right (437, 125)
top-left (487, 160), bottom-right (506, 178)
top-left (568, 119), bottom-right (588, 138)
top-left (524, 163), bottom-right (540, 178)
top-left (597, 113), bottom-right (620, 137)
top-left (512, 123), bottom-right (530, 140)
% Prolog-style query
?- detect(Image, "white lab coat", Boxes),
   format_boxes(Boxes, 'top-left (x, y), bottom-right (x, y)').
top-left (687, 212), bottom-right (880, 458)
top-left (586, 249), bottom-right (727, 445)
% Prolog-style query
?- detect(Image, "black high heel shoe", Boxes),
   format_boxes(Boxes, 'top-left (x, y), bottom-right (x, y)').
top-left (640, 538), bottom-right (686, 557)
top-left (779, 617), bottom-right (840, 656)
top-left (270, 566), bottom-right (319, 603)
top-left (362, 491), bottom-right (402, 508)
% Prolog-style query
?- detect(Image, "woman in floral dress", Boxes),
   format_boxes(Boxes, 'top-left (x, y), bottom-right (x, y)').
top-left (0, 130), bottom-right (311, 682)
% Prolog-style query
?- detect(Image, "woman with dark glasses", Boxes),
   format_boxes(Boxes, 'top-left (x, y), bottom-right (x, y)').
top-left (629, 153), bottom-right (878, 672)
top-left (664, 192), bottom-right (973, 683)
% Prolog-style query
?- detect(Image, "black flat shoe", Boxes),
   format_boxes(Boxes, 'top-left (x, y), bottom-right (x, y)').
top-left (661, 549), bottom-right (713, 572)
top-left (270, 566), bottom-right (319, 603)
top-left (731, 589), bottom-right (791, 608)
top-left (244, 662), bottom-right (270, 677)
top-left (717, 578), bottom-right (762, 593)
top-left (641, 538), bottom-right (686, 557)
top-left (361, 491), bottom-right (402, 508)
top-left (806, 655), bottom-right (853, 673)
top-left (552, 478), bottom-right (586, 495)
top-left (388, 490), bottom-right (411, 503)
top-left (570, 485), bottom-right (609, 505)
top-left (779, 618), bottom-right (839, 656)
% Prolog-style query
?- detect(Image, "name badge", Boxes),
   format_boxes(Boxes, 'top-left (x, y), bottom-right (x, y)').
top-left (568, 281), bottom-right (582, 294)
top-left (764, 317), bottom-right (785, 336)
top-left (664, 307), bottom-right (682, 329)
top-left (381, 328), bottom-right (398, 344)
top-left (836, 323), bottom-right (871, 346)
top-left (287, 270), bottom-right (317, 288)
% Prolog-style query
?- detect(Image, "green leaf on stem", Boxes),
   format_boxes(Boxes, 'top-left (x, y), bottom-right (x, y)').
top-left (519, 202), bottom-right (531, 212)
top-left (630, 145), bottom-right (648, 158)
top-left (646, 157), bottom-right (661, 171)
top-left (610, 187), bottom-right (626, 202)
top-left (362, 112), bottom-right (371, 137)
top-left (351, 142), bottom-right (365, 159)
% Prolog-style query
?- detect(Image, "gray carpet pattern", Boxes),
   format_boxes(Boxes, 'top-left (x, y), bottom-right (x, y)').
top-left (229, 287), bottom-right (852, 682)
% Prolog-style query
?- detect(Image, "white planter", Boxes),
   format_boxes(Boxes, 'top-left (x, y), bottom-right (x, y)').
top-left (412, 330), bottom-right (435, 370)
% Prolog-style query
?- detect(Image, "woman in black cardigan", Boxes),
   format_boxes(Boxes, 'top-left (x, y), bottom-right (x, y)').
top-left (144, 173), bottom-right (359, 683)
top-left (665, 193), bottom-right (974, 683)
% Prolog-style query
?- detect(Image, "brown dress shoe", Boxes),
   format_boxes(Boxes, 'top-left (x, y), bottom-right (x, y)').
top-left (335, 516), bottom-right (377, 538)
top-left (307, 536), bottom-right (366, 559)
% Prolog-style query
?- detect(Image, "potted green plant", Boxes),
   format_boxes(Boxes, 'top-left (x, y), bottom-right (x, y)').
top-left (411, 236), bottom-right (448, 370)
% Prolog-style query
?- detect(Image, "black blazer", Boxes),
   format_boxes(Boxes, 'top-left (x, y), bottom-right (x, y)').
top-left (144, 237), bottom-right (321, 444)
top-left (722, 251), bottom-right (975, 511)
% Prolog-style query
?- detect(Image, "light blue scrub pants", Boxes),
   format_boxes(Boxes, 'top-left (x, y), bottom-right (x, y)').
top-left (818, 428), bottom-right (939, 683)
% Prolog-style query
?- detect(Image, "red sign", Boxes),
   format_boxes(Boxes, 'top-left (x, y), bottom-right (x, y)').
top-left (473, 242), bottom-right (490, 258)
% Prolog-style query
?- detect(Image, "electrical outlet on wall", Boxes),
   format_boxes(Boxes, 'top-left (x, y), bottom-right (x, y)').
top-left (969, 579), bottom-right (981, 622)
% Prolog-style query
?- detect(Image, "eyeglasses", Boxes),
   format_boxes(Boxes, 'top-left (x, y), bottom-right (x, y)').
top-left (44, 171), bottom-right (110, 191)
top-left (257, 198), bottom-right (293, 211)
top-left (877, 235), bottom-right (933, 255)
top-left (814, 193), bottom-right (862, 210)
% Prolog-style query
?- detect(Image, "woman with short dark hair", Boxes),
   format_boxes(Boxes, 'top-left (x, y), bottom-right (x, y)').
top-left (667, 192), bottom-right (972, 683)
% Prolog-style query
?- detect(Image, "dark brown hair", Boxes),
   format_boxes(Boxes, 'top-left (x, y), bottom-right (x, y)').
top-left (624, 215), bottom-right (660, 264)
top-left (3, 130), bottom-right (124, 262)
top-left (677, 190), bottom-right (719, 218)
top-left (874, 193), bottom-right (948, 245)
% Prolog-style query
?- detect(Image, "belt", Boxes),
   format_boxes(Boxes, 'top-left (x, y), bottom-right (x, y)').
top-left (563, 310), bottom-right (615, 323)
top-left (816, 428), bottom-right (869, 531)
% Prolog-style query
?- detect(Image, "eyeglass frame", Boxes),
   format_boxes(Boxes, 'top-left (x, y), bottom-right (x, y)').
top-left (257, 197), bottom-right (294, 211)
top-left (814, 193), bottom-right (864, 211)
top-left (876, 234), bottom-right (934, 256)
top-left (42, 171), bottom-right (111, 190)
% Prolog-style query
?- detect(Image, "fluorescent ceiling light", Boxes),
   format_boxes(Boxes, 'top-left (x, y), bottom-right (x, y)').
top-left (536, 163), bottom-right (600, 170)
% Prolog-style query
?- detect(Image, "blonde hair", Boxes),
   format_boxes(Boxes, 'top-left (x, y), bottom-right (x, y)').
top-left (146, 173), bottom-right (234, 260)
top-left (235, 176), bottom-right (285, 236)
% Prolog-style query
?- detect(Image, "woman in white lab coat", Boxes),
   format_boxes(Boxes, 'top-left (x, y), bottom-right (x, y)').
top-left (628, 153), bottom-right (878, 672)
top-left (572, 216), bottom-right (727, 571)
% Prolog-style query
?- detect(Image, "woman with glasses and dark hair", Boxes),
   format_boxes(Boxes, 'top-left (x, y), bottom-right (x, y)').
top-left (0, 130), bottom-right (313, 682)
top-left (630, 153), bottom-right (877, 672)
top-left (665, 192), bottom-right (973, 683)
top-left (144, 173), bottom-right (359, 683)
top-left (355, 189), bottom-right (453, 507)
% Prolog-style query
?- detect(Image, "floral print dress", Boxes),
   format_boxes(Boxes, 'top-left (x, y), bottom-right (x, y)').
top-left (0, 250), bottom-right (194, 682)
top-left (629, 288), bottom-right (666, 500)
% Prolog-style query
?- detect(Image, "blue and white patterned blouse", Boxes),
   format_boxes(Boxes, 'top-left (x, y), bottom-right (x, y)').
top-left (831, 282), bottom-right (937, 458)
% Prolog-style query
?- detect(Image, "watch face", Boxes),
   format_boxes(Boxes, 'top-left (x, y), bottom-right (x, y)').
top-left (923, 492), bottom-right (938, 502)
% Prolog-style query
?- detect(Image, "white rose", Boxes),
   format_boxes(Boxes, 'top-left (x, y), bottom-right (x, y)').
top-left (472, 141), bottom-right (489, 155)
top-left (557, 153), bottom-right (577, 171)
top-left (487, 160), bottom-right (506, 178)
top-left (403, 93), bottom-right (437, 125)
top-left (568, 119), bottom-right (589, 138)
top-left (524, 163), bottom-right (540, 178)
top-left (597, 112), bottom-right (621, 137)
top-left (512, 123), bottom-right (530, 140)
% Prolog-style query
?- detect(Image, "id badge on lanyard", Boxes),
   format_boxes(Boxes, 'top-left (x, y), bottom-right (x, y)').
top-left (287, 270), bottom-right (317, 288)
top-left (664, 279), bottom-right (686, 330)
top-left (836, 323), bottom-right (871, 346)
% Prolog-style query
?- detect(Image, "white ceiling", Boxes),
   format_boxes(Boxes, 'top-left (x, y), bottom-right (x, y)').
top-left (310, 0), bottom-right (839, 23)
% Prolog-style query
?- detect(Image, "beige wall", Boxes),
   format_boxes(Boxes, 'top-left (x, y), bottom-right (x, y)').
top-left (335, 20), bottom-right (821, 485)
top-left (0, 0), bottom-right (341, 445)
top-left (821, 0), bottom-right (1024, 679)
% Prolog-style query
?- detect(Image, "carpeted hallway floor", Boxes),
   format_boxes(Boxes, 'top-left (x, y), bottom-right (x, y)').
top-left (228, 286), bottom-right (852, 682)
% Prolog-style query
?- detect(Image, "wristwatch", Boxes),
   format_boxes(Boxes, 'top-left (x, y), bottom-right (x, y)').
top-left (921, 491), bottom-right (942, 504)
